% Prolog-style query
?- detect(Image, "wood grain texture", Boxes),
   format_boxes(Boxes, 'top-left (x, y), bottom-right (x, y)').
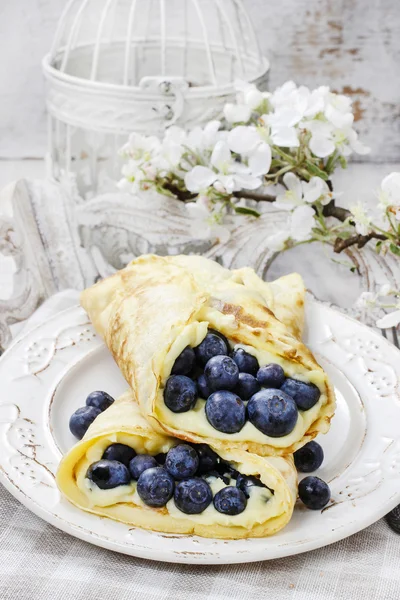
top-left (0, 0), bottom-right (399, 160)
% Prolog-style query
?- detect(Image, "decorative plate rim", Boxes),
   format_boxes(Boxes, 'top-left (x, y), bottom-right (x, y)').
top-left (0, 299), bottom-right (399, 565)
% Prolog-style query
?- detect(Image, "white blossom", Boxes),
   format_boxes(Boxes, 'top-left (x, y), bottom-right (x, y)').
top-left (119, 132), bottom-right (161, 162)
top-left (355, 291), bottom-right (377, 309)
top-left (186, 199), bottom-right (230, 243)
top-left (275, 173), bottom-right (334, 210)
top-left (378, 172), bottom-right (400, 220)
top-left (266, 230), bottom-right (289, 251)
top-left (184, 140), bottom-right (263, 195)
top-left (350, 202), bottom-right (372, 235)
top-left (306, 120), bottom-right (370, 159)
top-left (223, 103), bottom-right (252, 124)
top-left (290, 205), bottom-right (315, 241)
top-left (227, 126), bottom-right (272, 175)
top-left (376, 310), bottom-right (400, 329)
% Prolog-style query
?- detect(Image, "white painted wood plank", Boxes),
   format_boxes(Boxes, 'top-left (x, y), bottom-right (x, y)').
top-left (0, 0), bottom-right (399, 161)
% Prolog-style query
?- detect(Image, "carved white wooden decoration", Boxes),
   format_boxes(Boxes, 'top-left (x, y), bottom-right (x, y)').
top-left (1, 178), bottom-right (399, 349)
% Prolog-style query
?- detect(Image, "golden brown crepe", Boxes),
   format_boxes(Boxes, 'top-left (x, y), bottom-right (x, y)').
top-left (81, 254), bottom-right (335, 456)
top-left (57, 391), bottom-right (297, 539)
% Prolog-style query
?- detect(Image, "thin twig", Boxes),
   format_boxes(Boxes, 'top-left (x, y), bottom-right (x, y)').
top-left (333, 232), bottom-right (387, 253)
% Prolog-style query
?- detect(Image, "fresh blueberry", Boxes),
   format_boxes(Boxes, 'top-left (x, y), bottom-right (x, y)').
top-left (102, 443), bottom-right (136, 466)
top-left (213, 486), bottom-right (247, 515)
top-left (174, 477), bottom-right (213, 514)
top-left (204, 355), bottom-right (239, 391)
top-left (294, 441), bottom-right (324, 472)
top-left (205, 391), bottom-right (246, 433)
top-left (281, 378), bottom-right (321, 410)
top-left (194, 333), bottom-right (228, 366)
top-left (385, 504), bottom-right (400, 534)
top-left (163, 375), bottom-right (198, 413)
top-left (256, 364), bottom-right (285, 388)
top-left (195, 444), bottom-right (219, 474)
top-left (137, 467), bottom-right (175, 508)
top-left (209, 329), bottom-right (230, 350)
top-left (235, 372), bottom-right (260, 400)
top-left (236, 474), bottom-right (269, 498)
top-left (197, 373), bottom-right (211, 399)
top-left (298, 476), bottom-right (330, 510)
top-left (171, 346), bottom-right (196, 376)
top-left (87, 459), bottom-right (131, 489)
top-left (69, 406), bottom-right (101, 439)
top-left (86, 390), bottom-right (115, 412)
top-left (129, 455), bottom-right (158, 479)
top-left (231, 348), bottom-right (259, 375)
top-left (247, 389), bottom-right (298, 437)
top-left (165, 444), bottom-right (199, 480)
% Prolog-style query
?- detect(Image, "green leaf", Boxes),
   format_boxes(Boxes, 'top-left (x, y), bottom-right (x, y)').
top-left (234, 206), bottom-right (261, 218)
top-left (304, 161), bottom-right (329, 180)
top-left (389, 243), bottom-right (400, 256)
top-left (350, 266), bottom-right (356, 273)
top-left (338, 156), bottom-right (347, 169)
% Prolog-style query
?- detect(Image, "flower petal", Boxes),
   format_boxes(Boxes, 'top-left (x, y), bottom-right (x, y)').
top-left (248, 142), bottom-right (272, 176)
top-left (282, 172), bottom-right (302, 199)
top-left (185, 166), bottom-right (217, 192)
top-left (310, 133), bottom-right (335, 158)
top-left (211, 141), bottom-right (232, 171)
top-left (227, 126), bottom-right (261, 154)
top-left (290, 205), bottom-right (315, 241)
top-left (271, 126), bottom-right (299, 147)
top-left (302, 177), bottom-right (326, 204)
top-left (266, 230), bottom-right (289, 251)
top-left (223, 103), bottom-right (252, 124)
top-left (376, 310), bottom-right (400, 329)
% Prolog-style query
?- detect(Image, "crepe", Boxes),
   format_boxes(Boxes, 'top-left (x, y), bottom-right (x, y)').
top-left (81, 254), bottom-right (335, 456)
top-left (57, 391), bottom-right (297, 539)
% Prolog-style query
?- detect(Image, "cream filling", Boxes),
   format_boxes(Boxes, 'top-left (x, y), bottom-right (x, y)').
top-left (156, 318), bottom-right (327, 448)
top-left (74, 436), bottom-right (283, 528)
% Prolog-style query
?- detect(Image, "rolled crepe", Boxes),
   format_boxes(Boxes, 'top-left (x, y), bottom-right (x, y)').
top-left (57, 391), bottom-right (297, 539)
top-left (81, 254), bottom-right (335, 456)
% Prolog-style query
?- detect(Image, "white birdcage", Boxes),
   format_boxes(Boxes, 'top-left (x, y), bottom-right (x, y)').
top-left (43, 0), bottom-right (269, 197)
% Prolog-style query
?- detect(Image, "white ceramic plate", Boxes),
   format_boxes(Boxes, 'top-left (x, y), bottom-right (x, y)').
top-left (0, 299), bottom-right (400, 564)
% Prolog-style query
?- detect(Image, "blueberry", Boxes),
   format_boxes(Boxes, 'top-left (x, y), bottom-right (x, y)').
top-left (197, 373), bottom-right (211, 399)
top-left (174, 478), bottom-right (212, 514)
top-left (236, 474), bottom-right (268, 498)
top-left (247, 389), bottom-right (298, 437)
top-left (137, 467), bottom-right (175, 508)
top-left (163, 375), bottom-right (198, 413)
top-left (171, 346), bottom-right (196, 376)
top-left (165, 444), bottom-right (199, 480)
top-left (86, 390), bottom-right (115, 412)
top-left (281, 378), bottom-right (321, 410)
top-left (294, 441), bottom-right (324, 472)
top-left (209, 329), bottom-right (230, 350)
top-left (235, 372), bottom-right (260, 400)
top-left (195, 333), bottom-right (228, 366)
top-left (298, 476), bottom-right (330, 510)
top-left (257, 364), bottom-right (285, 388)
top-left (204, 355), bottom-right (239, 391)
top-left (205, 391), bottom-right (246, 434)
top-left (129, 455), bottom-right (158, 479)
top-left (195, 444), bottom-right (219, 474)
top-left (213, 486), bottom-right (247, 515)
top-left (385, 504), bottom-right (400, 534)
top-left (69, 406), bottom-right (101, 439)
top-left (87, 459), bottom-right (131, 489)
top-left (102, 443), bottom-right (136, 466)
top-left (231, 348), bottom-right (259, 375)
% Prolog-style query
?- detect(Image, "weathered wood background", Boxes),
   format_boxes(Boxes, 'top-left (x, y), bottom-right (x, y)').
top-left (0, 0), bottom-right (399, 161)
